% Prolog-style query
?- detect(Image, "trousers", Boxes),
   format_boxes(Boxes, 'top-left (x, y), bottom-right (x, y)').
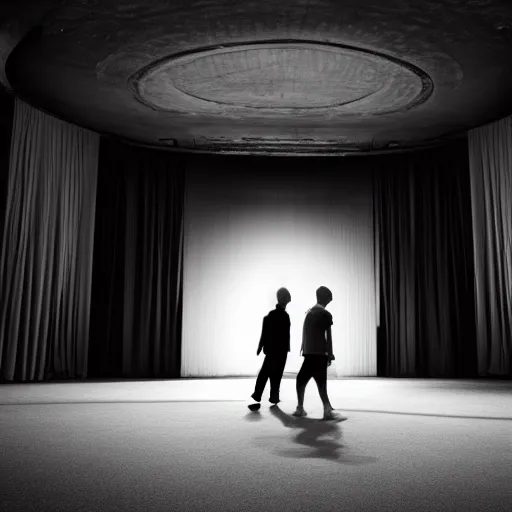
top-left (253, 352), bottom-right (288, 401)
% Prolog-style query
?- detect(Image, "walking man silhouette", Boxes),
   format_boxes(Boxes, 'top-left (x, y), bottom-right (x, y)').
top-left (293, 286), bottom-right (346, 421)
top-left (248, 287), bottom-right (291, 411)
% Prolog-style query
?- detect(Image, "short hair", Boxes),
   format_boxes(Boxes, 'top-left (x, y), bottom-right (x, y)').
top-left (316, 286), bottom-right (332, 302)
top-left (277, 287), bottom-right (291, 301)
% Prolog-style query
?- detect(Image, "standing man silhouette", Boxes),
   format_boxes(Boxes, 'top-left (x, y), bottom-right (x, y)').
top-left (248, 287), bottom-right (291, 411)
top-left (293, 286), bottom-right (346, 421)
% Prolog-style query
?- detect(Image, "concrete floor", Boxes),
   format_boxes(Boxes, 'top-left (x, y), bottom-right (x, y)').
top-left (1, 378), bottom-right (511, 512)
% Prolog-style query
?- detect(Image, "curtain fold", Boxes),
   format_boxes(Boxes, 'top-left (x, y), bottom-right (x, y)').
top-left (0, 90), bottom-right (13, 246)
top-left (468, 118), bottom-right (512, 377)
top-left (0, 100), bottom-right (99, 381)
top-left (375, 143), bottom-right (478, 377)
top-left (89, 141), bottom-right (184, 379)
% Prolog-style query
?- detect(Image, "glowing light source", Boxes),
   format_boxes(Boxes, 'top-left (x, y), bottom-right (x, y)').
top-left (181, 164), bottom-right (378, 377)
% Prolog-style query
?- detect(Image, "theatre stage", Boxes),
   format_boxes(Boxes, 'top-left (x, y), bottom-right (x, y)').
top-left (1, 378), bottom-right (511, 512)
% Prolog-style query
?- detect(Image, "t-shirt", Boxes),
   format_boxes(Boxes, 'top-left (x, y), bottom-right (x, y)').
top-left (300, 305), bottom-right (334, 358)
top-left (259, 305), bottom-right (291, 355)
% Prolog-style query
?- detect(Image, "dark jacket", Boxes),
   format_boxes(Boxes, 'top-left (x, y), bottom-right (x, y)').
top-left (257, 305), bottom-right (290, 356)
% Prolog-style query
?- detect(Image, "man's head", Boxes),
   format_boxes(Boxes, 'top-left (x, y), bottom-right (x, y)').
top-left (316, 286), bottom-right (333, 307)
top-left (277, 287), bottom-right (292, 307)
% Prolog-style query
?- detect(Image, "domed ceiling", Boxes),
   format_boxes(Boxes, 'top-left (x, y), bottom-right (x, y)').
top-left (2, 0), bottom-right (512, 155)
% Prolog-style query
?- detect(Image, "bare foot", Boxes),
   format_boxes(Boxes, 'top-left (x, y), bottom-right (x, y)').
top-left (292, 407), bottom-right (307, 417)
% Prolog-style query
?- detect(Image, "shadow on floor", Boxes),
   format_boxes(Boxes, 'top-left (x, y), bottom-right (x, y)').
top-left (247, 405), bottom-right (379, 465)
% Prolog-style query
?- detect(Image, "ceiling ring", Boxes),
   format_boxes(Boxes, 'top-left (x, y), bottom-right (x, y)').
top-left (129, 39), bottom-right (434, 117)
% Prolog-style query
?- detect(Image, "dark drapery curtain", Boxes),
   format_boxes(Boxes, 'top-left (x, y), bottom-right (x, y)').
top-left (0, 87), bottom-right (14, 238)
top-left (0, 100), bottom-right (99, 382)
top-left (468, 118), bottom-right (512, 377)
top-left (375, 142), bottom-right (478, 377)
top-left (89, 140), bottom-right (184, 379)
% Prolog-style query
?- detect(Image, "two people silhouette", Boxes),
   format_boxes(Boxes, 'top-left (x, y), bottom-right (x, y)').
top-left (249, 286), bottom-right (346, 422)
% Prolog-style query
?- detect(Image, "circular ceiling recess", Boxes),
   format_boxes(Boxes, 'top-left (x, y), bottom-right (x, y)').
top-left (131, 40), bottom-right (433, 117)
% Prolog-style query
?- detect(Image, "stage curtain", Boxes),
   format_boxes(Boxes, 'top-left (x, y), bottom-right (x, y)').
top-left (88, 141), bottom-right (184, 378)
top-left (468, 119), bottom-right (512, 377)
top-left (0, 100), bottom-right (99, 381)
top-left (182, 156), bottom-right (378, 378)
top-left (0, 88), bottom-right (13, 238)
top-left (375, 143), bottom-right (478, 377)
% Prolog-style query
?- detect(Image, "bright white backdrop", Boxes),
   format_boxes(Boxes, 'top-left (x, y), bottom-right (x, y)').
top-left (181, 161), bottom-right (377, 377)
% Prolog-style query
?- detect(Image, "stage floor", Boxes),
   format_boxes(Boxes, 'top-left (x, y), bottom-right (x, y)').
top-left (2, 377), bottom-right (511, 419)
top-left (1, 378), bottom-right (511, 512)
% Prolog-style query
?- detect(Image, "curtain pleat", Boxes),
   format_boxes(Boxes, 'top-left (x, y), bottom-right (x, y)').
top-left (375, 144), bottom-right (477, 377)
top-left (0, 100), bottom-right (99, 381)
top-left (122, 170), bottom-right (137, 375)
top-left (468, 119), bottom-right (512, 376)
